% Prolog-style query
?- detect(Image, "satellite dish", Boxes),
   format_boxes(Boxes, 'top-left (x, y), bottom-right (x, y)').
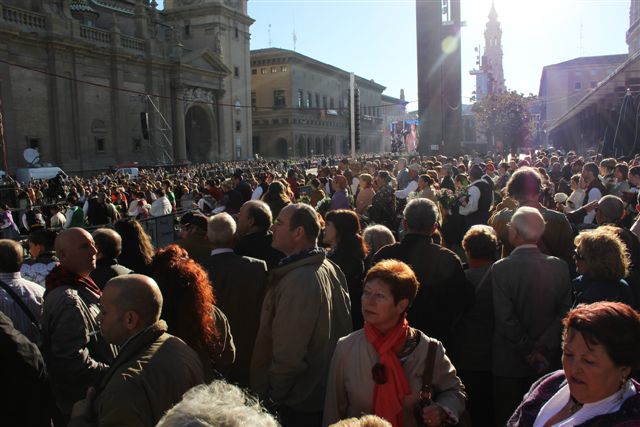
top-left (23, 148), bottom-right (40, 166)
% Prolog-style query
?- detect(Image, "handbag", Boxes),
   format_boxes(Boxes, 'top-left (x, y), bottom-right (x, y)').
top-left (416, 340), bottom-right (472, 427)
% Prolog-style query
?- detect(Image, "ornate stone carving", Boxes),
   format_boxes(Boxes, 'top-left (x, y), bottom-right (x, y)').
top-left (183, 87), bottom-right (215, 106)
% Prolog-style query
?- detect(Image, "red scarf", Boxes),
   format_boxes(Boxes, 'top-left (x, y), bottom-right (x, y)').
top-left (45, 265), bottom-right (101, 297)
top-left (364, 318), bottom-right (411, 427)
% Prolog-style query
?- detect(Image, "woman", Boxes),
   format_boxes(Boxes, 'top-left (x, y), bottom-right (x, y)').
top-left (362, 224), bottom-right (396, 268)
top-left (508, 301), bottom-right (640, 426)
top-left (449, 225), bottom-right (498, 427)
top-left (215, 179), bottom-right (243, 215)
top-left (309, 178), bottom-right (327, 208)
top-left (20, 228), bottom-right (59, 287)
top-left (262, 181), bottom-right (291, 219)
top-left (324, 210), bottom-right (368, 330)
top-left (369, 171), bottom-right (396, 230)
top-left (151, 245), bottom-right (235, 382)
top-left (610, 163), bottom-right (630, 197)
top-left (573, 228), bottom-right (636, 308)
top-left (330, 175), bottom-right (351, 211)
top-left (114, 218), bottom-right (155, 275)
top-left (356, 174), bottom-right (375, 215)
top-left (564, 174), bottom-right (586, 213)
top-left (323, 259), bottom-right (466, 427)
top-left (415, 174), bottom-right (437, 202)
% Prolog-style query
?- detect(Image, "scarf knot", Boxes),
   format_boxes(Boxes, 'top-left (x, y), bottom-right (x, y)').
top-left (45, 265), bottom-right (101, 297)
top-left (364, 319), bottom-right (411, 427)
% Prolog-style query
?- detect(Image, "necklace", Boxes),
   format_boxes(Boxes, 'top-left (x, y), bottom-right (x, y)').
top-left (568, 395), bottom-right (583, 415)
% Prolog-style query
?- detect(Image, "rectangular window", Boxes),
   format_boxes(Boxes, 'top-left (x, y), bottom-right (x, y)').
top-left (96, 137), bottom-right (106, 153)
top-left (330, 98), bottom-right (335, 109)
top-left (252, 69), bottom-right (257, 75)
top-left (235, 121), bottom-right (241, 132)
top-left (273, 90), bottom-right (286, 108)
top-left (298, 89), bottom-right (304, 109)
top-left (234, 66), bottom-right (240, 78)
top-left (281, 65), bottom-right (288, 72)
top-left (260, 68), bottom-right (267, 74)
top-left (251, 92), bottom-right (257, 112)
top-left (184, 24), bottom-right (191, 37)
top-left (307, 92), bottom-right (312, 108)
top-left (234, 27), bottom-right (239, 39)
top-left (271, 67), bottom-right (277, 73)
top-left (322, 96), bottom-right (327, 109)
top-left (574, 82), bottom-right (582, 91)
top-left (26, 136), bottom-right (40, 150)
top-left (315, 94), bottom-right (320, 108)
top-left (590, 81), bottom-right (597, 89)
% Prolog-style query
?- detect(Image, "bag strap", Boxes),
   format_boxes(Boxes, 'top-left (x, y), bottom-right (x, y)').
top-left (474, 267), bottom-right (493, 295)
top-left (0, 278), bottom-right (39, 327)
top-left (420, 340), bottom-right (439, 405)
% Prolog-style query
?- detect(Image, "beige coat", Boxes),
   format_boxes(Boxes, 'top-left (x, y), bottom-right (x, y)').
top-left (323, 329), bottom-right (466, 427)
top-left (251, 252), bottom-right (352, 412)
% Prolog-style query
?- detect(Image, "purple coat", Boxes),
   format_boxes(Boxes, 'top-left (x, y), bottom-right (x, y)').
top-left (508, 370), bottom-right (640, 427)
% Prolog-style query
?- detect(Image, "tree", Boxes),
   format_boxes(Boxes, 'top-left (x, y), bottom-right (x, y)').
top-left (472, 91), bottom-right (534, 154)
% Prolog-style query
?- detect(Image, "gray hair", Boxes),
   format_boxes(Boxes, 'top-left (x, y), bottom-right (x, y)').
top-left (403, 198), bottom-right (439, 233)
top-left (156, 381), bottom-right (278, 427)
top-left (207, 213), bottom-right (237, 247)
top-left (363, 224), bottom-right (396, 255)
top-left (511, 206), bottom-right (545, 243)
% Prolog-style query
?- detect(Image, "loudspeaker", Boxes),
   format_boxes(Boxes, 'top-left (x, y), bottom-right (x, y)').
top-left (140, 112), bottom-right (149, 140)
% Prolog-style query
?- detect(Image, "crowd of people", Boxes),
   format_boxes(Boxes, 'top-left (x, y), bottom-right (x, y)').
top-left (2, 148), bottom-right (640, 427)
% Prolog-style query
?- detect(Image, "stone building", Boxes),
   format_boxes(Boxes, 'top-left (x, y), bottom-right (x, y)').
top-left (470, 2), bottom-right (506, 102)
top-left (250, 48), bottom-right (386, 158)
top-left (0, 0), bottom-right (253, 174)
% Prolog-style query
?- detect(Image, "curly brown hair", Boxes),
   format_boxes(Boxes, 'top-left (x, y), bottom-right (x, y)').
top-left (574, 228), bottom-right (630, 282)
top-left (151, 244), bottom-right (218, 356)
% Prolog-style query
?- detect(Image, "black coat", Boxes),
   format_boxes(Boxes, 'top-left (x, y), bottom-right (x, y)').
top-left (90, 258), bottom-right (133, 290)
top-left (328, 248), bottom-right (365, 330)
top-left (235, 231), bottom-right (284, 270)
top-left (372, 233), bottom-right (474, 348)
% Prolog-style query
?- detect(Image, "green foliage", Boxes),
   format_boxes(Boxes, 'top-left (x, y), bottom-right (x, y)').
top-left (472, 91), bottom-right (535, 153)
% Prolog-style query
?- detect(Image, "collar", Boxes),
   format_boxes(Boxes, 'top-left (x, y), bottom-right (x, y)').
top-left (210, 248), bottom-right (234, 256)
top-left (470, 179), bottom-right (484, 185)
top-left (278, 246), bottom-right (324, 267)
top-left (512, 244), bottom-right (539, 253)
top-left (0, 272), bottom-right (21, 281)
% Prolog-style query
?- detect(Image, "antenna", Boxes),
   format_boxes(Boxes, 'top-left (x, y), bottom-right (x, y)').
top-left (578, 22), bottom-right (584, 56)
top-left (268, 24), bottom-right (272, 48)
top-left (292, 13), bottom-right (297, 51)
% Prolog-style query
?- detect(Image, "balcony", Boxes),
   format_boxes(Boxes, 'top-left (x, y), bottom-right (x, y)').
top-left (80, 25), bottom-right (110, 44)
top-left (2, 5), bottom-right (46, 30)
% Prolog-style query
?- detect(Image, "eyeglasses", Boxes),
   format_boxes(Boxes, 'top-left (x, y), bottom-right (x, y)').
top-left (574, 250), bottom-right (585, 261)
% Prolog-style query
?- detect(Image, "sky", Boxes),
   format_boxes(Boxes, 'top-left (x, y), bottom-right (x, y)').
top-left (159, 0), bottom-right (631, 110)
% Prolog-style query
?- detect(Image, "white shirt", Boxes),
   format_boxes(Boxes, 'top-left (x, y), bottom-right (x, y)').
top-left (50, 212), bottom-right (66, 230)
top-left (583, 186), bottom-right (602, 224)
top-left (458, 179), bottom-right (483, 216)
top-left (394, 180), bottom-right (419, 199)
top-left (533, 381), bottom-right (636, 427)
top-left (251, 186), bottom-right (264, 201)
top-left (150, 196), bottom-right (172, 217)
top-left (210, 248), bottom-right (234, 256)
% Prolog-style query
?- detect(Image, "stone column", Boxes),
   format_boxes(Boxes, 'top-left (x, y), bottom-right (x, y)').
top-left (173, 86), bottom-right (187, 164)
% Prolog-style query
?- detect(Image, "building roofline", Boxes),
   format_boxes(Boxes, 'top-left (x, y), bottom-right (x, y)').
top-left (250, 47), bottom-right (386, 91)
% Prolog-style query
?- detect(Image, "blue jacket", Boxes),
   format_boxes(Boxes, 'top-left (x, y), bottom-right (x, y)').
top-left (572, 274), bottom-right (637, 309)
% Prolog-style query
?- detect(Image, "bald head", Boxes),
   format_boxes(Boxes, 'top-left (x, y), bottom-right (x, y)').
top-left (596, 195), bottom-right (624, 225)
top-left (510, 206), bottom-right (546, 244)
top-left (105, 274), bottom-right (163, 326)
top-left (55, 228), bottom-right (97, 277)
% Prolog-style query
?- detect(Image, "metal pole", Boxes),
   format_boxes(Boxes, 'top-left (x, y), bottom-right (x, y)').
top-left (350, 72), bottom-right (355, 158)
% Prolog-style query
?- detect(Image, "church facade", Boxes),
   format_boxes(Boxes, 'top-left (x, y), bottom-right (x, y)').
top-left (0, 0), bottom-right (253, 174)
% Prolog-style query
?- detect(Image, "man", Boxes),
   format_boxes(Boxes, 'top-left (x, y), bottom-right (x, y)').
top-left (235, 200), bottom-right (284, 269)
top-left (372, 198), bottom-right (474, 348)
top-left (440, 163), bottom-right (456, 191)
top-left (285, 169), bottom-right (300, 200)
top-left (581, 162), bottom-right (606, 224)
top-left (175, 212), bottom-right (212, 265)
top-left (251, 204), bottom-right (352, 427)
top-left (459, 164), bottom-right (493, 229)
top-left (395, 157), bottom-right (409, 191)
top-left (69, 275), bottom-right (204, 427)
top-left (0, 239), bottom-right (44, 343)
top-left (489, 167), bottom-right (575, 266)
top-left (369, 170), bottom-right (396, 230)
top-left (150, 189), bottom-right (172, 217)
top-left (89, 228), bottom-right (132, 290)
top-left (65, 195), bottom-right (86, 228)
top-left (50, 204), bottom-right (66, 230)
top-left (232, 171), bottom-right (253, 204)
top-left (203, 213), bottom-right (267, 387)
top-left (491, 207), bottom-right (572, 425)
top-left (394, 163), bottom-right (420, 199)
top-left (86, 192), bottom-right (117, 226)
top-left (41, 228), bottom-right (116, 417)
top-left (21, 228), bottom-right (59, 286)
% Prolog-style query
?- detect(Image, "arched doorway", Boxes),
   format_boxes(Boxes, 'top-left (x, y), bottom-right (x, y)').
top-left (275, 138), bottom-right (288, 158)
top-left (185, 105), bottom-right (217, 163)
top-left (296, 136), bottom-right (306, 157)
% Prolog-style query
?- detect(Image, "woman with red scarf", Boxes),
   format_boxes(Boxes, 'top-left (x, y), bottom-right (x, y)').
top-left (323, 259), bottom-right (466, 427)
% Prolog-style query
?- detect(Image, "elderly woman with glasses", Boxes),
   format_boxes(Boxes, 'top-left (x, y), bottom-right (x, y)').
top-left (572, 228), bottom-right (636, 309)
top-left (508, 301), bottom-right (640, 426)
top-left (323, 259), bottom-right (465, 427)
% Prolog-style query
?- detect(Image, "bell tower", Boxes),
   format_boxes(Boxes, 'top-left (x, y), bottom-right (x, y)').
top-left (482, 2), bottom-right (505, 93)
